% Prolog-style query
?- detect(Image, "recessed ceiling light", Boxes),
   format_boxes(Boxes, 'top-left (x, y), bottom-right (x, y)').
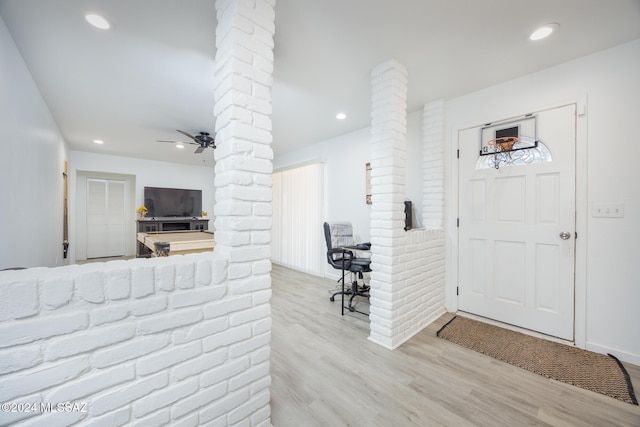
top-left (336, 113), bottom-right (347, 120)
top-left (85, 13), bottom-right (111, 30)
top-left (529, 23), bottom-right (559, 41)
top-left (176, 144), bottom-right (185, 149)
top-left (93, 139), bottom-right (104, 144)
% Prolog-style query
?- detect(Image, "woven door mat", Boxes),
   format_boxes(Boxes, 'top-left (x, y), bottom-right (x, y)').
top-left (437, 316), bottom-right (638, 405)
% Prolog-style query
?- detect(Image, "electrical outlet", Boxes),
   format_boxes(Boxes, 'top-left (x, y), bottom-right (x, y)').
top-left (592, 203), bottom-right (624, 218)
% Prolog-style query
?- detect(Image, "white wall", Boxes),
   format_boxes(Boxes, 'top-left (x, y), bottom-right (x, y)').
top-left (273, 111), bottom-right (425, 277)
top-left (0, 16), bottom-right (68, 270)
top-left (69, 151), bottom-right (215, 262)
top-left (445, 38), bottom-right (640, 364)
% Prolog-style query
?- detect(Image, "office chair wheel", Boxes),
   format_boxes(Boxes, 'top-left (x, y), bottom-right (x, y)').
top-left (348, 306), bottom-right (355, 312)
top-left (330, 296), bottom-right (335, 302)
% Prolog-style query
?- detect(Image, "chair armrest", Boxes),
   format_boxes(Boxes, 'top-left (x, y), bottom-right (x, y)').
top-left (327, 248), bottom-right (354, 270)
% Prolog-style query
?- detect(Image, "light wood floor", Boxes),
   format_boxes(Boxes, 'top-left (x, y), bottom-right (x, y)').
top-left (270, 264), bottom-right (640, 427)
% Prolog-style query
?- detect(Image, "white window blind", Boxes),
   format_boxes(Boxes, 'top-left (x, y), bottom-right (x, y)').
top-left (272, 162), bottom-right (324, 276)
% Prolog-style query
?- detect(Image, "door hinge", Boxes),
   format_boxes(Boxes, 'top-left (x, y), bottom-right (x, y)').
top-left (457, 218), bottom-right (459, 227)
top-left (457, 149), bottom-right (460, 159)
top-left (456, 286), bottom-right (459, 296)
top-left (575, 232), bottom-right (578, 239)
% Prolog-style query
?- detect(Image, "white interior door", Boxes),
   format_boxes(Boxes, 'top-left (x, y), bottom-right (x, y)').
top-left (458, 104), bottom-right (576, 340)
top-left (86, 178), bottom-right (126, 258)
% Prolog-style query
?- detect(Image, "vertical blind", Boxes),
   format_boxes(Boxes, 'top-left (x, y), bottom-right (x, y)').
top-left (272, 162), bottom-right (324, 276)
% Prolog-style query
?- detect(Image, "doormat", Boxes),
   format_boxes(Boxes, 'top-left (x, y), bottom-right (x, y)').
top-left (437, 316), bottom-right (638, 405)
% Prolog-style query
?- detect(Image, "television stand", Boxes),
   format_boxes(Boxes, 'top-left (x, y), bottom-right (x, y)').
top-left (136, 218), bottom-right (209, 256)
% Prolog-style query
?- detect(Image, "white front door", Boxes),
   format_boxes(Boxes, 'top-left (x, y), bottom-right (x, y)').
top-left (86, 178), bottom-right (126, 258)
top-left (458, 104), bottom-right (576, 340)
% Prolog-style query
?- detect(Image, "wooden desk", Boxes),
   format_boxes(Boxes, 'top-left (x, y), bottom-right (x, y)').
top-left (137, 230), bottom-right (215, 257)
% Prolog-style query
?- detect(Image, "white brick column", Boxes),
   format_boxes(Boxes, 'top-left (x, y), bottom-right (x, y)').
top-left (423, 100), bottom-right (445, 228)
top-left (368, 59), bottom-right (409, 349)
top-left (213, 0), bottom-right (275, 425)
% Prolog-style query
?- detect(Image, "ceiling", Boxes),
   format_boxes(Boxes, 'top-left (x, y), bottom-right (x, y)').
top-left (1, 0), bottom-right (639, 167)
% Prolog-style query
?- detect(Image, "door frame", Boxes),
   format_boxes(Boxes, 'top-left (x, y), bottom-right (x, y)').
top-left (446, 97), bottom-right (588, 348)
top-left (74, 171), bottom-right (136, 261)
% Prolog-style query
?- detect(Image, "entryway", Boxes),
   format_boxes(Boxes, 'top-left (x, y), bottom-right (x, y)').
top-left (457, 104), bottom-right (576, 340)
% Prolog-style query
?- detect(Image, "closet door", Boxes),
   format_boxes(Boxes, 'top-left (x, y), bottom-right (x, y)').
top-left (86, 178), bottom-right (126, 258)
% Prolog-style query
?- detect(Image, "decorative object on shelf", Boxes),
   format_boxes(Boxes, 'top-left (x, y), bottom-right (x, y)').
top-left (136, 205), bottom-right (148, 220)
top-left (201, 210), bottom-right (208, 217)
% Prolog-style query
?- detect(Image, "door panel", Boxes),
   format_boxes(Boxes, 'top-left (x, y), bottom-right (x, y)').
top-left (86, 178), bottom-right (126, 258)
top-left (458, 104), bottom-right (576, 340)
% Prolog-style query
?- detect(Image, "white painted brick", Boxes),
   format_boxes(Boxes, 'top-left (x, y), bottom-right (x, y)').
top-left (137, 341), bottom-right (201, 376)
top-left (137, 307), bottom-right (203, 335)
top-left (251, 260), bottom-right (271, 275)
top-left (129, 295), bottom-right (168, 317)
top-left (0, 355), bottom-right (90, 401)
top-left (82, 408), bottom-right (132, 427)
top-left (132, 377), bottom-right (198, 418)
top-left (171, 382), bottom-right (227, 420)
top-left (211, 257), bottom-right (228, 286)
top-left (172, 412), bottom-right (199, 427)
top-left (200, 356), bottom-right (250, 389)
top-left (171, 286), bottom-right (227, 309)
top-left (252, 317), bottom-right (271, 335)
top-left (0, 311), bottom-right (88, 348)
top-left (251, 404), bottom-right (271, 427)
top-left (229, 304), bottom-right (270, 326)
top-left (90, 372), bottom-right (168, 416)
top-left (195, 259), bottom-right (213, 286)
top-left (203, 324), bottom-right (252, 353)
top-left (0, 344), bottom-right (42, 375)
top-left (252, 289), bottom-right (271, 306)
top-left (0, 278), bottom-right (38, 320)
top-left (45, 322), bottom-right (136, 361)
top-left (228, 360), bottom-right (269, 392)
top-left (251, 375), bottom-right (271, 396)
top-left (105, 267), bottom-right (130, 300)
top-left (229, 332), bottom-right (270, 359)
top-left (173, 317), bottom-right (229, 345)
top-left (45, 364), bottom-right (135, 403)
top-left (39, 275), bottom-right (74, 310)
top-left (250, 344), bottom-right (270, 366)
top-left (18, 409), bottom-right (88, 426)
top-left (204, 295), bottom-right (252, 319)
top-left (228, 389), bottom-right (270, 425)
top-left (76, 270), bottom-right (105, 303)
top-left (199, 389), bottom-right (249, 424)
top-left (127, 409), bottom-right (169, 427)
top-left (228, 263), bottom-right (252, 280)
top-left (131, 264), bottom-right (155, 298)
top-left (92, 334), bottom-right (169, 368)
top-left (155, 263), bottom-right (175, 292)
top-left (230, 275), bottom-right (270, 295)
top-left (175, 260), bottom-right (196, 289)
top-left (171, 348), bottom-right (227, 382)
top-left (90, 304), bottom-right (129, 326)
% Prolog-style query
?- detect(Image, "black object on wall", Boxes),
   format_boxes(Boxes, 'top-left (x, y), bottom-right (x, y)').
top-left (404, 200), bottom-right (412, 231)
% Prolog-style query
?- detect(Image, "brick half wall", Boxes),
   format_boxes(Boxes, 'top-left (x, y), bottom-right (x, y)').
top-left (0, 253), bottom-right (270, 426)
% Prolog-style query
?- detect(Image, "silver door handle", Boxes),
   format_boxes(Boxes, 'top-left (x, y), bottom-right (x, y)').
top-left (559, 231), bottom-right (571, 240)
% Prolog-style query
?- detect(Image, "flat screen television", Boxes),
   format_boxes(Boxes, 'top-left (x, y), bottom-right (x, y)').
top-left (144, 186), bottom-right (202, 218)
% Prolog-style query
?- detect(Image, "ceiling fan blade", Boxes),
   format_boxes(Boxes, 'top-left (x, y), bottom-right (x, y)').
top-left (177, 129), bottom-right (196, 141)
top-left (194, 146), bottom-right (205, 154)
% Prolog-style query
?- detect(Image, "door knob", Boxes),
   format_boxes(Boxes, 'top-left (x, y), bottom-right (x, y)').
top-left (559, 231), bottom-right (571, 240)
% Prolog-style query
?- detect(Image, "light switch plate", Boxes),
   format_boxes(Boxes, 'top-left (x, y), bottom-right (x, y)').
top-left (592, 203), bottom-right (624, 218)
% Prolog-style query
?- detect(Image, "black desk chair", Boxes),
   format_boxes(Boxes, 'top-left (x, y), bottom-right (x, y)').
top-left (323, 222), bottom-right (371, 315)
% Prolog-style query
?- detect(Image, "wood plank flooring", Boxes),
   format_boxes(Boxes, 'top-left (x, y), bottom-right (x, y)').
top-left (270, 264), bottom-right (640, 426)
